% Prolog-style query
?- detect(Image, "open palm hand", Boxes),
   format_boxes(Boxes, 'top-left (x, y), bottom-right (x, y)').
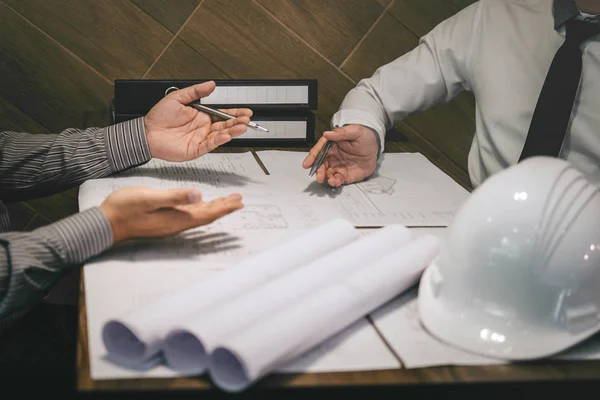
top-left (144, 81), bottom-right (252, 161)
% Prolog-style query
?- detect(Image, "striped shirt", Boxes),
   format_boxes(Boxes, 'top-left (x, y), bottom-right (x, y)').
top-left (0, 117), bottom-right (151, 331)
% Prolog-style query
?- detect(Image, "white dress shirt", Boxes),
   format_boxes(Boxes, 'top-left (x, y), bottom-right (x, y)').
top-left (332, 0), bottom-right (600, 188)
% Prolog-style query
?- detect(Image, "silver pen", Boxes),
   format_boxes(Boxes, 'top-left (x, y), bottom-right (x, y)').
top-left (190, 103), bottom-right (269, 132)
top-left (309, 140), bottom-right (333, 177)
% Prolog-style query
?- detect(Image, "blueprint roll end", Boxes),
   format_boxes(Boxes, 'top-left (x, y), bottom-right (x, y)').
top-left (208, 346), bottom-right (251, 393)
top-left (162, 329), bottom-right (209, 375)
top-left (102, 320), bottom-right (148, 364)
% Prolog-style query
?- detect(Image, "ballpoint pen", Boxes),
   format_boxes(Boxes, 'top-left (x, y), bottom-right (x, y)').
top-left (309, 140), bottom-right (333, 177)
top-left (189, 102), bottom-right (269, 132)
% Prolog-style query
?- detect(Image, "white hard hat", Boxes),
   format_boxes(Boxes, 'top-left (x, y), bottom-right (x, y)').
top-left (418, 156), bottom-right (600, 360)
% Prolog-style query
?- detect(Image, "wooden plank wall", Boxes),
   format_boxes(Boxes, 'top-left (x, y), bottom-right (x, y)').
top-left (0, 0), bottom-right (476, 229)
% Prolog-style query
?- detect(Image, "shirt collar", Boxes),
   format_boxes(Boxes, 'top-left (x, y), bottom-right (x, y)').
top-left (554, 0), bottom-right (582, 29)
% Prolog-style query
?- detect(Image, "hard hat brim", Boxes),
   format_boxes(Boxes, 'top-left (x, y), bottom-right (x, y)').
top-left (417, 264), bottom-right (600, 361)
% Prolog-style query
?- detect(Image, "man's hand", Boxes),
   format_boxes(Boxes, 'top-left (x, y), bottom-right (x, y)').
top-left (302, 124), bottom-right (379, 187)
top-left (99, 186), bottom-right (243, 242)
top-left (144, 81), bottom-right (253, 161)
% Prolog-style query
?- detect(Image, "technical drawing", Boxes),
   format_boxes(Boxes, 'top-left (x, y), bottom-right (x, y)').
top-left (225, 205), bottom-right (289, 229)
top-left (357, 175), bottom-right (397, 195)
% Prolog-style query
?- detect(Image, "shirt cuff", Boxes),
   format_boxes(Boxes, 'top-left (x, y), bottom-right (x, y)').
top-left (105, 117), bottom-right (152, 173)
top-left (331, 109), bottom-right (386, 158)
top-left (34, 207), bottom-right (113, 265)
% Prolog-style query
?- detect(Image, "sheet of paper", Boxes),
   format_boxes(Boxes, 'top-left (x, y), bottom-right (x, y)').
top-left (160, 225), bottom-right (413, 375)
top-left (255, 150), bottom-right (309, 179)
top-left (81, 163), bottom-right (348, 265)
top-left (255, 150), bottom-right (471, 226)
top-left (370, 287), bottom-right (600, 369)
top-left (78, 152), bottom-right (266, 210)
top-left (370, 288), bottom-right (502, 368)
top-left (208, 234), bottom-right (440, 392)
top-left (276, 318), bottom-right (400, 373)
top-left (130, 151), bottom-right (265, 176)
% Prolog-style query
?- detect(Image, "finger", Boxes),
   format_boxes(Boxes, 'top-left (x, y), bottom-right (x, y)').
top-left (187, 194), bottom-right (244, 224)
top-left (168, 81), bottom-right (216, 104)
top-left (146, 188), bottom-right (204, 209)
top-left (218, 108), bottom-right (253, 118)
top-left (176, 193), bottom-right (242, 213)
top-left (199, 124), bottom-right (247, 154)
top-left (302, 136), bottom-right (329, 168)
top-left (211, 116), bottom-right (251, 132)
top-left (323, 125), bottom-right (361, 142)
top-left (327, 171), bottom-right (346, 187)
top-left (315, 158), bottom-right (328, 184)
top-left (206, 195), bottom-right (244, 216)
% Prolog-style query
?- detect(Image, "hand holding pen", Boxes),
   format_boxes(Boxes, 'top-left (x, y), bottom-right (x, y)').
top-left (145, 81), bottom-right (256, 161)
top-left (302, 124), bottom-right (380, 187)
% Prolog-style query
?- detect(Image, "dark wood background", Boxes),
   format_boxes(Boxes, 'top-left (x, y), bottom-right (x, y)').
top-left (1, 0), bottom-right (476, 229)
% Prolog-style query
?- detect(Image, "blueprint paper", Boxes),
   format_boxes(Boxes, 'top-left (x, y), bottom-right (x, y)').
top-left (81, 152), bottom-right (400, 380)
top-left (255, 151), bottom-right (470, 226)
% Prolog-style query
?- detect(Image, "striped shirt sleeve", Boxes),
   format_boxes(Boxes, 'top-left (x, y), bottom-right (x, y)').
top-left (0, 117), bottom-right (152, 203)
top-left (0, 117), bottom-right (151, 328)
top-left (0, 207), bottom-right (112, 325)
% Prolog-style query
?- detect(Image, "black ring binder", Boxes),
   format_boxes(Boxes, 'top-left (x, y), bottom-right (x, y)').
top-left (110, 79), bottom-right (318, 147)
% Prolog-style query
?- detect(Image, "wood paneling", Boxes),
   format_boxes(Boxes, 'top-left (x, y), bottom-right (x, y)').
top-left (0, 0), bottom-right (478, 185)
top-left (3, 202), bottom-right (36, 231)
top-left (256, 0), bottom-right (391, 66)
top-left (25, 192), bottom-right (79, 223)
top-left (5, 0), bottom-right (173, 80)
top-left (131, 0), bottom-right (200, 33)
top-left (24, 213), bottom-right (52, 231)
top-left (178, 0), bottom-right (357, 131)
top-left (342, 13), bottom-right (418, 80)
top-left (0, 2), bottom-right (113, 132)
top-left (390, 0), bottom-right (477, 38)
top-left (0, 95), bottom-right (48, 134)
top-left (145, 38), bottom-right (229, 79)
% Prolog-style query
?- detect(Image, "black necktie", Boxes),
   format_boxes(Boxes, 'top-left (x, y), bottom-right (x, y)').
top-left (519, 18), bottom-right (599, 161)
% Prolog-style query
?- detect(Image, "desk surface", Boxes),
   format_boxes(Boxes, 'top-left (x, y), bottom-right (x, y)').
top-left (76, 144), bottom-right (600, 391)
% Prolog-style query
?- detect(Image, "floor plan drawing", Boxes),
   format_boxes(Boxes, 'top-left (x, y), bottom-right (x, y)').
top-left (228, 204), bottom-right (289, 230)
top-left (356, 175), bottom-right (397, 195)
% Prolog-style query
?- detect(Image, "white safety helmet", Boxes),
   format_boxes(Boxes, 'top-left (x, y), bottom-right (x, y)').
top-left (418, 156), bottom-right (600, 360)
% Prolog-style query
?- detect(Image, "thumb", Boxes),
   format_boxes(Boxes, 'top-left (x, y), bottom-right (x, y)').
top-left (168, 81), bottom-right (216, 104)
top-left (147, 188), bottom-right (203, 209)
top-left (323, 125), bottom-right (361, 142)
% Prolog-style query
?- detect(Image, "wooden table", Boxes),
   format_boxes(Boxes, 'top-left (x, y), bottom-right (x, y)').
top-left (76, 144), bottom-right (600, 393)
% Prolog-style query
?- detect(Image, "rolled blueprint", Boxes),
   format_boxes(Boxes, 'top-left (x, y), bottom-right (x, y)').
top-left (209, 234), bottom-right (441, 392)
top-left (101, 219), bottom-right (359, 368)
top-left (161, 224), bottom-right (413, 374)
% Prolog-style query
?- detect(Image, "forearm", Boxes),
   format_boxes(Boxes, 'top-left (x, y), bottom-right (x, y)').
top-left (0, 117), bottom-right (152, 203)
top-left (0, 207), bottom-right (112, 327)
